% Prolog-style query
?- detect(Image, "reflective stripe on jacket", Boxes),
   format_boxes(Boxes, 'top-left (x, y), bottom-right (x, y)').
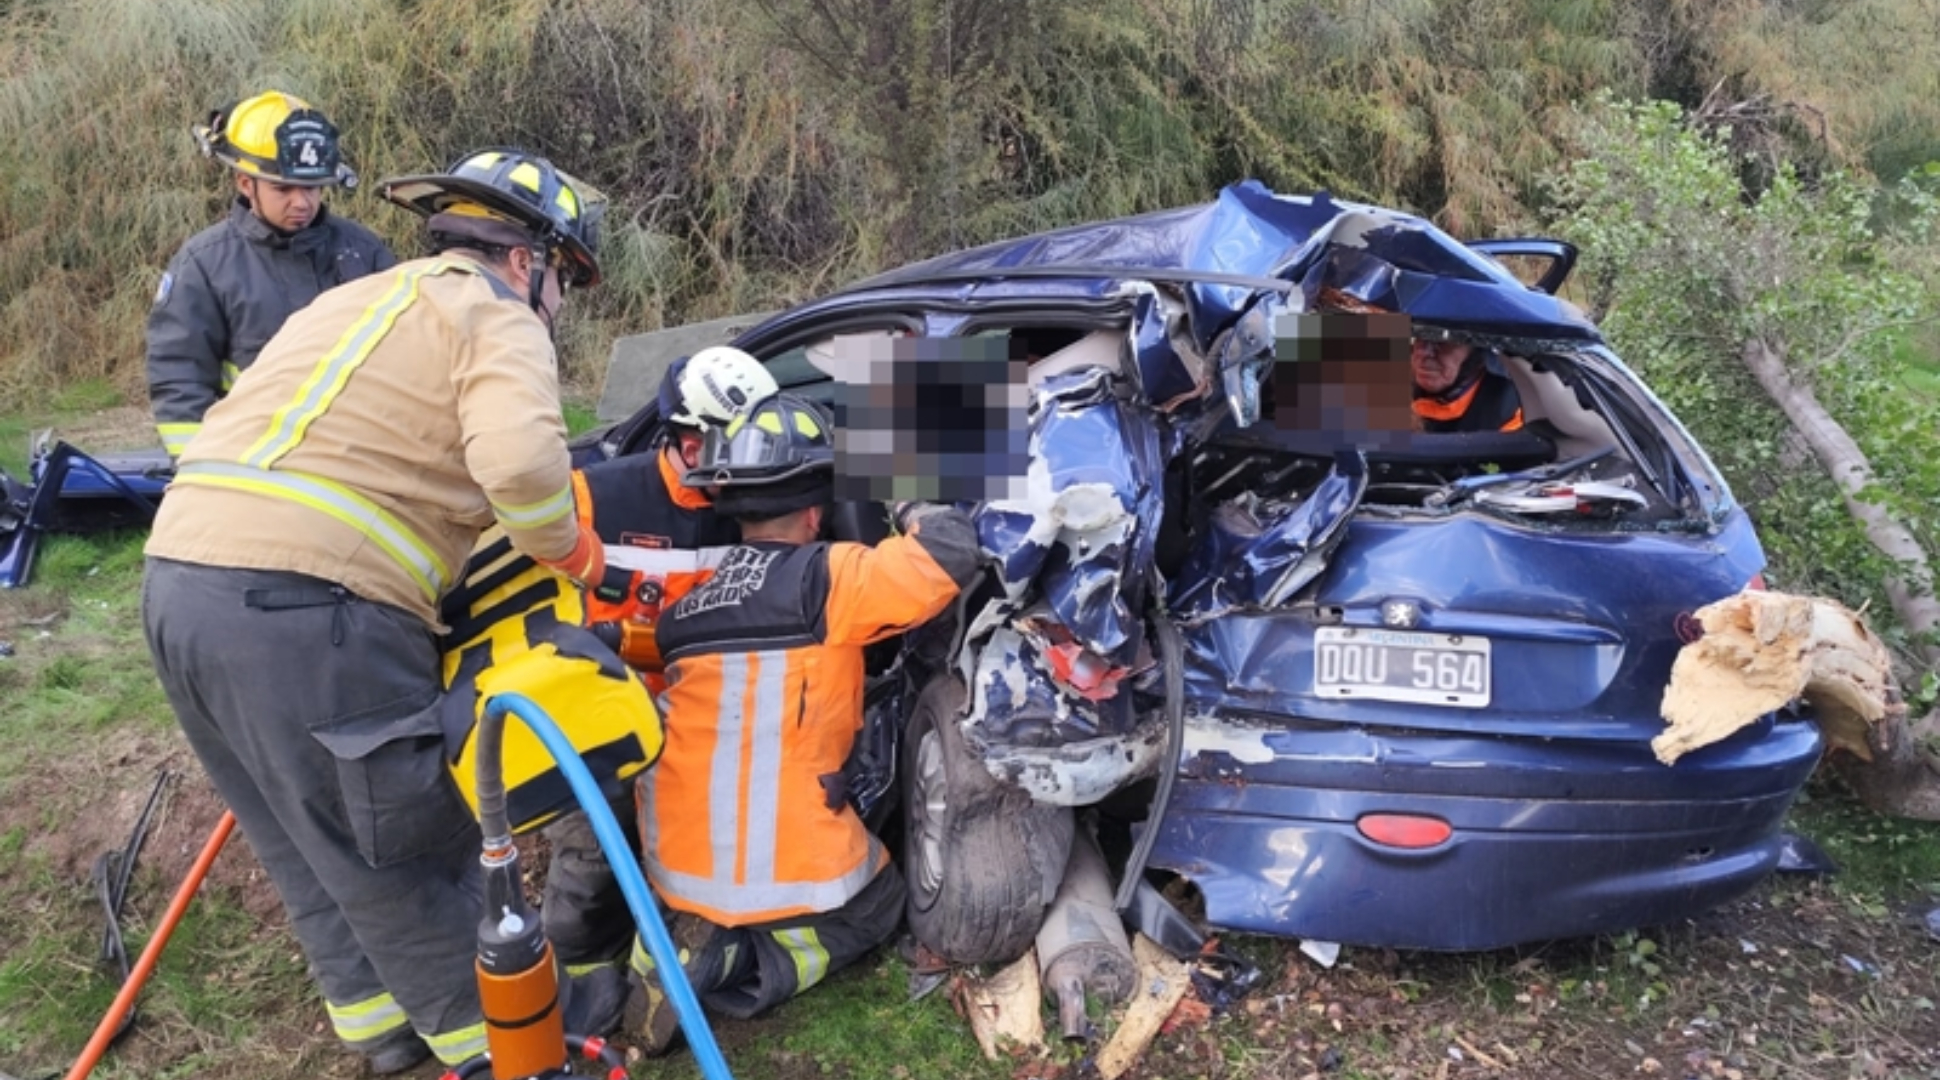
top-left (147, 200), bottom-right (395, 454)
top-left (643, 507), bottom-right (981, 926)
top-left (573, 450), bottom-right (740, 684)
top-left (144, 255), bottom-right (580, 629)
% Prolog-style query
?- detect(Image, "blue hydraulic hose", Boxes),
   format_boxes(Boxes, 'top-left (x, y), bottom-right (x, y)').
top-left (483, 692), bottom-right (734, 1080)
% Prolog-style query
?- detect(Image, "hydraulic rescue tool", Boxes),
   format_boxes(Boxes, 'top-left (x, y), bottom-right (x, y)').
top-left (466, 691), bottom-right (733, 1080)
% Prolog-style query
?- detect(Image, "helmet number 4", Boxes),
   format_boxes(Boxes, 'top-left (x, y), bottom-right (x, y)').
top-left (297, 140), bottom-right (321, 167)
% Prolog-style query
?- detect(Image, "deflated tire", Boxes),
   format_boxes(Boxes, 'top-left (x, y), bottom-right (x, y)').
top-left (901, 676), bottom-right (1073, 965)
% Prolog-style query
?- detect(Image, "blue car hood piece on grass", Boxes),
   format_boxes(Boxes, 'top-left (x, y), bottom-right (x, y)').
top-left (0, 440), bottom-right (167, 588)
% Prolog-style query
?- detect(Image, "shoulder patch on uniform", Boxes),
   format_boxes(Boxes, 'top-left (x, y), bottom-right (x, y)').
top-left (153, 271), bottom-right (173, 307)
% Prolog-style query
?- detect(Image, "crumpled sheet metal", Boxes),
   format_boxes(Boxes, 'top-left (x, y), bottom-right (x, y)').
top-left (1125, 287), bottom-right (1210, 412)
top-left (961, 626), bottom-right (1165, 805)
top-left (845, 180), bottom-right (1598, 363)
top-left (1168, 454), bottom-right (1367, 622)
top-left (973, 368), bottom-right (1164, 667)
top-left (968, 627), bottom-right (1137, 747)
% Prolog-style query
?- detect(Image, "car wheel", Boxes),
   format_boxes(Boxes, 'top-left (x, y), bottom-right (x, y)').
top-left (902, 676), bottom-right (1074, 965)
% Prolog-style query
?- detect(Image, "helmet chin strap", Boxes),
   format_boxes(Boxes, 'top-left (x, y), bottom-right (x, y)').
top-left (525, 245), bottom-right (547, 313)
top-left (524, 242), bottom-right (560, 342)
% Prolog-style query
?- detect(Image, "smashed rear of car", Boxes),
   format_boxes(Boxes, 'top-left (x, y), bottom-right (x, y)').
top-left (1149, 341), bottom-right (1820, 950)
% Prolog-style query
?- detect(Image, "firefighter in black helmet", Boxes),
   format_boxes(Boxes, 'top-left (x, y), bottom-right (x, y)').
top-left (143, 147), bottom-right (609, 1075)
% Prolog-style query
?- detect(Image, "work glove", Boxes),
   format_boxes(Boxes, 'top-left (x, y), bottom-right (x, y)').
top-left (893, 500), bottom-right (938, 534)
top-left (538, 521), bottom-right (606, 587)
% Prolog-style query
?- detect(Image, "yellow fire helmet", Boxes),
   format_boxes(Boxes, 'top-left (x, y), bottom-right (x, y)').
top-left (438, 527), bottom-right (664, 834)
top-left (192, 90), bottom-right (353, 188)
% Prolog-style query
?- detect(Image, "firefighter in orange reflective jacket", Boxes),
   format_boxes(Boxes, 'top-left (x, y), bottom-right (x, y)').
top-left (1410, 336), bottom-right (1524, 432)
top-left (627, 394), bottom-right (982, 1050)
top-left (485, 346), bottom-right (777, 1037)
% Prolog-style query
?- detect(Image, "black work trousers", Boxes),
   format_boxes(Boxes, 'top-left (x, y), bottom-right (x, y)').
top-left (142, 558), bottom-right (487, 1065)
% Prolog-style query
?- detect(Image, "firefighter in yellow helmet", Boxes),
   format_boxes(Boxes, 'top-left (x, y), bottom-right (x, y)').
top-left (142, 148), bottom-right (606, 1075)
top-left (147, 91), bottom-right (395, 458)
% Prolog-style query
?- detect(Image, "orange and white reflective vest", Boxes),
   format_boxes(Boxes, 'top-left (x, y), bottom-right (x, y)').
top-left (642, 508), bottom-right (982, 926)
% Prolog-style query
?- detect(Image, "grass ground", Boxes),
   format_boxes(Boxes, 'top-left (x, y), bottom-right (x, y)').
top-left (1890, 328), bottom-right (1940, 403)
top-left (3, 403), bottom-right (1938, 1080)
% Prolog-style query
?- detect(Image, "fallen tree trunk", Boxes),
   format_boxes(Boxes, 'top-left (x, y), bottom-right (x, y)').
top-left (1656, 589), bottom-right (1940, 819)
top-left (1655, 590), bottom-right (1899, 765)
top-left (1831, 708), bottom-right (1940, 820)
top-left (1740, 338), bottom-right (1940, 672)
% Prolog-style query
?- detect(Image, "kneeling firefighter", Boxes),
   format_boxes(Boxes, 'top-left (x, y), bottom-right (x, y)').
top-left (628, 394), bottom-right (984, 1052)
top-left (449, 346), bottom-right (777, 1037)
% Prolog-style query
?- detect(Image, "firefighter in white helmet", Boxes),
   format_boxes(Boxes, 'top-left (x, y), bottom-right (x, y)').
top-left (512, 344), bottom-right (779, 1036)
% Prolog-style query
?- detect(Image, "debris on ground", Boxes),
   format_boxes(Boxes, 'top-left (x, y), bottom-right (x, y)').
top-left (1299, 939), bottom-right (1342, 968)
top-left (904, 937), bottom-right (954, 1002)
top-left (957, 948), bottom-right (1045, 1061)
top-left (1037, 826), bottom-right (1137, 1040)
top-left (1097, 935), bottom-right (1193, 1080)
top-left (1774, 830), bottom-right (1839, 875)
top-left (1186, 939), bottom-right (1263, 1016)
top-left (1654, 590), bottom-right (1899, 759)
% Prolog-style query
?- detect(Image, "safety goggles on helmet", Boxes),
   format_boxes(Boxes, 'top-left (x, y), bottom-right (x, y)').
top-left (685, 394), bottom-right (834, 489)
top-left (193, 91), bottom-right (353, 189)
top-left (379, 148), bottom-right (605, 288)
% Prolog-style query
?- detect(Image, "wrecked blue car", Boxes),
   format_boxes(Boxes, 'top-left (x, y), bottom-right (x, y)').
top-left (588, 180), bottom-right (1822, 959)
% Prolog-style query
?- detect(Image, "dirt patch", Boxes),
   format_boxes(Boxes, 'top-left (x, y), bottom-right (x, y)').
top-left (1129, 877), bottom-right (1940, 1080)
top-left (47, 405), bottom-right (160, 456)
top-left (0, 727), bottom-right (285, 927)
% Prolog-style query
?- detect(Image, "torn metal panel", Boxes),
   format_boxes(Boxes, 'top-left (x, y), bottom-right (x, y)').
top-left (974, 367), bottom-right (1165, 667)
top-left (966, 626), bottom-right (1138, 747)
top-left (1169, 452), bottom-right (1368, 622)
top-left (977, 727), bottom-right (1166, 807)
top-left (1124, 286), bottom-right (1209, 412)
top-left (960, 627), bottom-right (1166, 805)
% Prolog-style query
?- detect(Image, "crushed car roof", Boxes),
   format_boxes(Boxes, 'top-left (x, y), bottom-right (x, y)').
top-left (838, 180), bottom-right (1602, 344)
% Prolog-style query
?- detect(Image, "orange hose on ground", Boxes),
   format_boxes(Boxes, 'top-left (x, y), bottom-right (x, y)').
top-left (65, 809), bottom-right (236, 1080)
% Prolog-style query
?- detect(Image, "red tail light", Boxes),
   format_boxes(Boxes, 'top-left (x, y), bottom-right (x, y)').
top-left (1356, 813), bottom-right (1453, 849)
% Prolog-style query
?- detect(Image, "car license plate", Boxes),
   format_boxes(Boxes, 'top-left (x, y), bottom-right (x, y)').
top-left (1312, 627), bottom-right (1491, 708)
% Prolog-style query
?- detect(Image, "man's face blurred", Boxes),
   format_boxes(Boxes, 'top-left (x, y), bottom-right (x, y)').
top-left (238, 174), bottom-right (321, 233)
top-left (1410, 339), bottom-right (1473, 394)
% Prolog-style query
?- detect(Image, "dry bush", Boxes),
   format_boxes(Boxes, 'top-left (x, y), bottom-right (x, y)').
top-left (2, 0), bottom-right (1934, 406)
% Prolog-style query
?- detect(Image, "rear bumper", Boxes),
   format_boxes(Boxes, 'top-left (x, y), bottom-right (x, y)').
top-left (1145, 714), bottom-right (1822, 951)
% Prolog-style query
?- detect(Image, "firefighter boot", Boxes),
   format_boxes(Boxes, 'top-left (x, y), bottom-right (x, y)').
top-left (627, 914), bottom-right (749, 1056)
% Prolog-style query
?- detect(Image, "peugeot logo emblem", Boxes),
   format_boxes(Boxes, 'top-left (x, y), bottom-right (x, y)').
top-left (1381, 600), bottom-right (1420, 629)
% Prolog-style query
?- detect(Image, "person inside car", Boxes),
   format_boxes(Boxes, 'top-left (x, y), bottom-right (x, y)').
top-left (1409, 333), bottom-right (1524, 432)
